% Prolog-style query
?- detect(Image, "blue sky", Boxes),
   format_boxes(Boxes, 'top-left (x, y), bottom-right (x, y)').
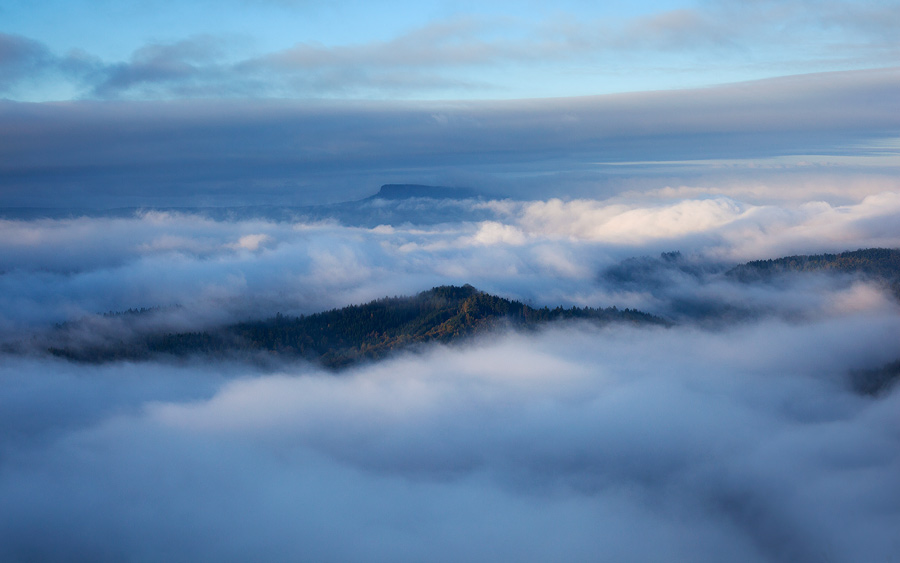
top-left (2, 0), bottom-right (898, 101)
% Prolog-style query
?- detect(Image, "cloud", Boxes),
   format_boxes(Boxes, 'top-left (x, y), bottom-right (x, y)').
top-left (1, 315), bottom-right (899, 561)
top-left (90, 35), bottom-right (239, 99)
top-left (4, 0), bottom-right (900, 102)
top-left (0, 151), bottom-right (898, 560)
top-left (625, 9), bottom-right (732, 49)
top-left (1, 66), bottom-right (899, 207)
top-left (1, 188), bottom-right (898, 345)
top-left (483, 192), bottom-right (900, 259)
top-left (464, 221), bottom-right (527, 246)
top-left (513, 198), bottom-right (748, 244)
top-left (0, 34), bottom-right (53, 89)
top-left (541, 7), bottom-right (738, 55)
top-left (4, 19), bottom-right (515, 101)
top-left (227, 233), bottom-right (271, 251)
top-left (0, 33), bottom-right (98, 96)
top-left (253, 17), bottom-right (503, 70)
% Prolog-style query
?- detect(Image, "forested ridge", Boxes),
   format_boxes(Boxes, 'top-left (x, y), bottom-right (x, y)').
top-left (48, 285), bottom-right (666, 368)
top-left (727, 248), bottom-right (900, 297)
top-left (43, 248), bottom-right (900, 370)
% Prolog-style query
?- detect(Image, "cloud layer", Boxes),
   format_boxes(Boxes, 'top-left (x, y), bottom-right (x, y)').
top-left (2, 190), bottom-right (899, 341)
top-left (2, 66), bottom-right (899, 207)
top-left (1, 151), bottom-right (899, 561)
top-left (1, 316), bottom-right (898, 562)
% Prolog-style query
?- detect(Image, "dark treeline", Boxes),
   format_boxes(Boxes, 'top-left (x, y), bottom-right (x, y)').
top-left (48, 285), bottom-right (667, 368)
top-left (850, 360), bottom-right (900, 396)
top-left (727, 248), bottom-right (900, 297)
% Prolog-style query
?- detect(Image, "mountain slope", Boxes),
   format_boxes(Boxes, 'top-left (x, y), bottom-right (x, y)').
top-left (728, 248), bottom-right (900, 288)
top-left (48, 285), bottom-right (666, 368)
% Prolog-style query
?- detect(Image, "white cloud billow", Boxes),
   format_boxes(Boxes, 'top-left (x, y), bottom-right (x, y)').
top-left (1, 191), bottom-right (899, 337)
top-left (1, 317), bottom-right (898, 561)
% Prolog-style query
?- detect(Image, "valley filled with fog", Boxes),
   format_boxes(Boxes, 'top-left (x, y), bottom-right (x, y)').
top-left (1, 186), bottom-right (899, 562)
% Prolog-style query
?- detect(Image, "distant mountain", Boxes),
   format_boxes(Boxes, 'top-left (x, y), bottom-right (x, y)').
top-left (727, 248), bottom-right (900, 298)
top-left (0, 184), bottom-right (491, 226)
top-left (365, 184), bottom-right (481, 200)
top-left (47, 285), bottom-right (666, 368)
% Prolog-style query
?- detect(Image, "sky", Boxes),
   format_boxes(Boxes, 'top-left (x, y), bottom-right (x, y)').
top-left (1, 0), bottom-right (899, 101)
top-left (2, 1), bottom-right (900, 560)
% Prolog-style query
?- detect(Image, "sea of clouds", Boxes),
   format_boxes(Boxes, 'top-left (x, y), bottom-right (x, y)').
top-left (1, 188), bottom-right (899, 562)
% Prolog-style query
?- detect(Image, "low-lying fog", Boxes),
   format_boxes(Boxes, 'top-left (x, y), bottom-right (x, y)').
top-left (1, 189), bottom-right (899, 562)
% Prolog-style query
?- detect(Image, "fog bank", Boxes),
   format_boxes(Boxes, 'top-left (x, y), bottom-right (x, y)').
top-left (1, 317), bottom-right (898, 562)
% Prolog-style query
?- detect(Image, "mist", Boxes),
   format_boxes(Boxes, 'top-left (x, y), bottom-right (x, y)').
top-left (0, 179), bottom-right (898, 561)
top-left (1, 316), bottom-right (898, 562)
top-left (2, 190), bottom-right (899, 336)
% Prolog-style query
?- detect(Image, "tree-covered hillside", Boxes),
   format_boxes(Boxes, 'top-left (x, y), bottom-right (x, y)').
top-left (727, 248), bottom-right (900, 298)
top-left (48, 285), bottom-right (666, 368)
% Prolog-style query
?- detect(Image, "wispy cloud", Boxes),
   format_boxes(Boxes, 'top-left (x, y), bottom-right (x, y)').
top-left (3, 0), bottom-right (899, 101)
top-left (90, 35), bottom-right (239, 98)
top-left (0, 33), bottom-right (99, 96)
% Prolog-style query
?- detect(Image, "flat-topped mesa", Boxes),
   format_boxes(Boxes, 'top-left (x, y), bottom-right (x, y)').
top-left (368, 184), bottom-right (480, 200)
